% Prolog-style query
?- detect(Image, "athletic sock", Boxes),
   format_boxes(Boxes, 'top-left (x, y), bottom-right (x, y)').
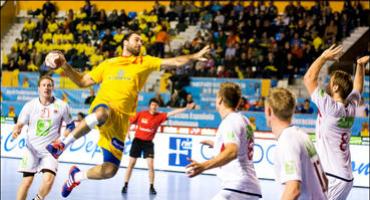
top-left (74, 171), bottom-right (88, 182)
top-left (124, 182), bottom-right (128, 187)
top-left (62, 134), bottom-right (76, 147)
top-left (33, 194), bottom-right (43, 200)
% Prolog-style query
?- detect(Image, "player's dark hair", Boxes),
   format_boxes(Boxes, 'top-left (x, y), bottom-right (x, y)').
top-left (149, 98), bottom-right (160, 106)
top-left (123, 32), bottom-right (138, 42)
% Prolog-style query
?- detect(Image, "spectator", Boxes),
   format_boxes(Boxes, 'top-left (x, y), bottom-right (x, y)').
top-left (154, 92), bottom-right (165, 107)
top-left (360, 122), bottom-right (369, 137)
top-left (8, 106), bottom-right (16, 118)
top-left (181, 93), bottom-right (198, 109)
top-left (21, 18), bottom-right (37, 39)
top-left (166, 90), bottom-right (182, 108)
top-left (356, 97), bottom-right (369, 117)
top-left (250, 97), bottom-right (265, 111)
top-left (298, 99), bottom-right (314, 114)
top-left (154, 26), bottom-right (170, 58)
top-left (75, 112), bottom-right (86, 123)
top-left (42, 0), bottom-right (57, 18)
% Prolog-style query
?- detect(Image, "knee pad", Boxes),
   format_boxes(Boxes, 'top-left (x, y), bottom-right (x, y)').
top-left (85, 113), bottom-right (99, 129)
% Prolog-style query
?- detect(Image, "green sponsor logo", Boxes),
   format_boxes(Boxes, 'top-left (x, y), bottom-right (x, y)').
top-left (284, 160), bottom-right (296, 175)
top-left (337, 117), bottom-right (354, 129)
top-left (304, 141), bottom-right (317, 158)
top-left (246, 125), bottom-right (254, 140)
top-left (36, 119), bottom-right (52, 136)
top-left (319, 89), bottom-right (325, 97)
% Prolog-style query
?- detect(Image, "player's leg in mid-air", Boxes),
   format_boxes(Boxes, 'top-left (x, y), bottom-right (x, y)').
top-left (60, 105), bottom-right (130, 197)
top-left (46, 105), bottom-right (110, 158)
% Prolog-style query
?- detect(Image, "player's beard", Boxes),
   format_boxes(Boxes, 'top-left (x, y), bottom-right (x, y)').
top-left (127, 45), bottom-right (140, 56)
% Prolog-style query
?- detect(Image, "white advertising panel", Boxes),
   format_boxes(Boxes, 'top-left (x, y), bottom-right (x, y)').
top-left (1, 124), bottom-right (368, 187)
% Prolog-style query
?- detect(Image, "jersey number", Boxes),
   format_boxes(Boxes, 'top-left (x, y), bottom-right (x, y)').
top-left (339, 132), bottom-right (349, 152)
top-left (247, 138), bottom-right (254, 160)
top-left (313, 159), bottom-right (328, 192)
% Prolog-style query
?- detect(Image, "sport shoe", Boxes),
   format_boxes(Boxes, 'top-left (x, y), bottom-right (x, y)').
top-left (121, 186), bottom-right (127, 193)
top-left (61, 166), bottom-right (81, 198)
top-left (46, 141), bottom-right (65, 159)
top-left (150, 187), bottom-right (157, 195)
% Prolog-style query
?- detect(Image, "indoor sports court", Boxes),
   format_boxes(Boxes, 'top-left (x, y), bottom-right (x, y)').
top-left (1, 1), bottom-right (369, 200)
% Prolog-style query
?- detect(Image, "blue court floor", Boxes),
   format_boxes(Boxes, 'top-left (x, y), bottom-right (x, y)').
top-left (1, 157), bottom-right (368, 200)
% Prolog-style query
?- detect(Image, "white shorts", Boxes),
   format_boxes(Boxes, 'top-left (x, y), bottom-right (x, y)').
top-left (212, 189), bottom-right (261, 200)
top-left (17, 145), bottom-right (58, 174)
top-left (327, 175), bottom-right (353, 200)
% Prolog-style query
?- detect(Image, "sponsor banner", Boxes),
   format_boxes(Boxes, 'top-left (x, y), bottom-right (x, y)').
top-left (1, 123), bottom-right (368, 187)
top-left (188, 78), bottom-right (264, 96)
top-left (2, 100), bottom-right (368, 136)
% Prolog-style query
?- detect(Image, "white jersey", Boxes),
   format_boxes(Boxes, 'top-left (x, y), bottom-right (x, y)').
top-left (18, 97), bottom-right (73, 150)
top-left (274, 126), bottom-right (328, 200)
top-left (213, 112), bottom-right (262, 197)
top-left (311, 87), bottom-right (360, 180)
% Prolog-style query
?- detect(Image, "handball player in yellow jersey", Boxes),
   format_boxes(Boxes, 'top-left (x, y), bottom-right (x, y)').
top-left (45, 32), bottom-right (210, 197)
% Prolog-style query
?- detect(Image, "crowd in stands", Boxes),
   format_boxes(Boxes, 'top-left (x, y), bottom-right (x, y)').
top-left (1, 0), bottom-right (369, 115)
top-left (2, 1), bottom-right (368, 78)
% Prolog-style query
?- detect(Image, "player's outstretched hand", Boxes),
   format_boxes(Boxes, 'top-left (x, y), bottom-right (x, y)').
top-left (185, 158), bottom-right (205, 178)
top-left (186, 102), bottom-right (196, 110)
top-left (45, 50), bottom-right (66, 69)
top-left (320, 44), bottom-right (343, 61)
top-left (193, 45), bottom-right (210, 62)
top-left (11, 129), bottom-right (21, 141)
top-left (357, 56), bottom-right (369, 66)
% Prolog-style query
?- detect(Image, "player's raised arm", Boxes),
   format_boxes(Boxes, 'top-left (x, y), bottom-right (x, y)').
top-left (61, 63), bottom-right (96, 88)
top-left (303, 44), bottom-right (343, 95)
top-left (160, 45), bottom-right (210, 69)
top-left (353, 56), bottom-right (369, 94)
top-left (45, 51), bottom-right (96, 88)
top-left (166, 102), bottom-right (194, 117)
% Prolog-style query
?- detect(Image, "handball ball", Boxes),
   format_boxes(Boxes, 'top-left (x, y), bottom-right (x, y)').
top-left (45, 51), bottom-right (65, 69)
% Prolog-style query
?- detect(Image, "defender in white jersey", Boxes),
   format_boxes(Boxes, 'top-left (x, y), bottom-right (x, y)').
top-left (304, 44), bottom-right (369, 199)
top-left (186, 82), bottom-right (262, 200)
top-left (265, 88), bottom-right (328, 200)
top-left (11, 76), bottom-right (75, 200)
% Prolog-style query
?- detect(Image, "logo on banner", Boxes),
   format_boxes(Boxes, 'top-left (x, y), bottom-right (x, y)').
top-left (169, 137), bottom-right (192, 166)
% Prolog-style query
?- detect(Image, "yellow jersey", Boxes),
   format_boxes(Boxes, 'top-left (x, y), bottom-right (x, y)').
top-left (88, 55), bottom-right (161, 116)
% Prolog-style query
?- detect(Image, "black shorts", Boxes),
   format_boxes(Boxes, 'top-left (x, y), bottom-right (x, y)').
top-left (129, 138), bottom-right (154, 158)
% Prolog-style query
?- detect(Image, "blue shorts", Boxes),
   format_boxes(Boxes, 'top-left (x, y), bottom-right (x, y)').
top-left (102, 148), bottom-right (121, 166)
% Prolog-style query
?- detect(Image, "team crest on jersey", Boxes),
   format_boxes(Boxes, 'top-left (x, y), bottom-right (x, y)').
top-left (284, 160), bottom-right (297, 175)
top-left (141, 118), bottom-right (148, 124)
top-left (109, 69), bottom-right (132, 81)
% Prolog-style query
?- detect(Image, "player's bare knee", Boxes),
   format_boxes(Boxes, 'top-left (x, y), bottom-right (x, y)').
top-left (21, 178), bottom-right (33, 188)
top-left (43, 176), bottom-right (54, 186)
top-left (102, 164), bottom-right (118, 178)
top-left (94, 107), bottom-right (109, 124)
